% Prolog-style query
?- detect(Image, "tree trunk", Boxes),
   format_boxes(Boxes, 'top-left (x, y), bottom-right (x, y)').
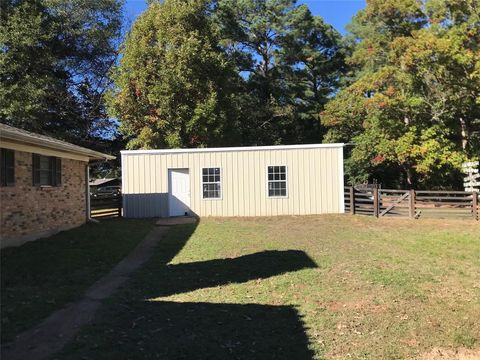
top-left (404, 166), bottom-right (414, 188)
top-left (459, 117), bottom-right (469, 151)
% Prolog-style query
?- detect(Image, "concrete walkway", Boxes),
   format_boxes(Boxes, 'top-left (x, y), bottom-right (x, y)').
top-left (1, 225), bottom-right (171, 360)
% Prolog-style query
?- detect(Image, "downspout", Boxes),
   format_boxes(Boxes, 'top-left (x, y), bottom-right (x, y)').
top-left (86, 162), bottom-right (99, 223)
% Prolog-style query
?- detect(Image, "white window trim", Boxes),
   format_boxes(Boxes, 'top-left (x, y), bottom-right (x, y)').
top-left (266, 165), bottom-right (288, 199)
top-left (201, 167), bottom-right (222, 200)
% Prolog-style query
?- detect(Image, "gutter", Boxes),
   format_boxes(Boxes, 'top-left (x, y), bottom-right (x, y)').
top-left (121, 143), bottom-right (346, 156)
top-left (1, 129), bottom-right (115, 160)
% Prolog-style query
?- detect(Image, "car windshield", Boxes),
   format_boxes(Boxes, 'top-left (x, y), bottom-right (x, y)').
top-left (97, 186), bottom-right (120, 192)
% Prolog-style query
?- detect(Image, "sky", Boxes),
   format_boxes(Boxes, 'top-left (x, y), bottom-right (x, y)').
top-left (123, 0), bottom-right (366, 35)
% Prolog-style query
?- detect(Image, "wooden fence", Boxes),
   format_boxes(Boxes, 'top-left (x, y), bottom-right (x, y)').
top-left (90, 196), bottom-right (122, 219)
top-left (344, 187), bottom-right (479, 220)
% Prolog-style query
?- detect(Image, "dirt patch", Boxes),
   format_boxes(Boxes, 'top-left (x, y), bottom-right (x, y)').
top-left (418, 347), bottom-right (480, 360)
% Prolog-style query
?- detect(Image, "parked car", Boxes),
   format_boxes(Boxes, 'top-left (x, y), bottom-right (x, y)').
top-left (91, 186), bottom-right (121, 198)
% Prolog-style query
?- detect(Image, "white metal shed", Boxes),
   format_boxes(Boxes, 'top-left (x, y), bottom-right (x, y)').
top-left (121, 143), bottom-right (344, 218)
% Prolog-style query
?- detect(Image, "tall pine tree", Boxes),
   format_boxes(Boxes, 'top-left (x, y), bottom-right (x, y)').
top-left (215, 0), bottom-right (345, 145)
top-left (0, 0), bottom-right (122, 148)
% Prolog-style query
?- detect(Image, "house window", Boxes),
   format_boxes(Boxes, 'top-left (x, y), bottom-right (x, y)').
top-left (0, 149), bottom-right (15, 186)
top-left (32, 154), bottom-right (61, 186)
top-left (202, 167), bottom-right (221, 199)
top-left (267, 166), bottom-right (287, 197)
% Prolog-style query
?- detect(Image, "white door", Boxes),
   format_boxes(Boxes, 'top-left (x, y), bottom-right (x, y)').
top-left (168, 169), bottom-right (191, 216)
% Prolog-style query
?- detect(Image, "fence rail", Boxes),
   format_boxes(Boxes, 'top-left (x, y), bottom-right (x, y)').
top-left (344, 187), bottom-right (478, 220)
top-left (90, 196), bottom-right (122, 219)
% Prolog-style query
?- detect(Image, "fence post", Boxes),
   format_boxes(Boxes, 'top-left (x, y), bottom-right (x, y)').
top-left (118, 197), bottom-right (123, 218)
top-left (409, 189), bottom-right (415, 219)
top-left (350, 187), bottom-right (355, 215)
top-left (373, 187), bottom-right (379, 218)
top-left (473, 191), bottom-right (478, 221)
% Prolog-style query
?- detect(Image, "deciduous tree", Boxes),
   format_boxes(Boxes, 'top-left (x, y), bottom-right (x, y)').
top-left (323, 0), bottom-right (479, 188)
top-left (109, 0), bottom-right (244, 149)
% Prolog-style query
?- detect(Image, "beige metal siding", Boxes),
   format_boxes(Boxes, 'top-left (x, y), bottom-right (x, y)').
top-left (121, 146), bottom-right (344, 218)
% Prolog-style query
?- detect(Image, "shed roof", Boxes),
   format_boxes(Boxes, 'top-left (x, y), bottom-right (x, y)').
top-left (121, 143), bottom-right (345, 156)
top-left (0, 123), bottom-right (115, 161)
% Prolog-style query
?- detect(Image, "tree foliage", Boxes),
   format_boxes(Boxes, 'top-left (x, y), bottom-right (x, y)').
top-left (323, 0), bottom-right (480, 188)
top-left (215, 0), bottom-right (345, 144)
top-left (112, 0), bottom-right (344, 148)
top-left (108, 0), bottom-right (244, 149)
top-left (0, 0), bottom-right (123, 149)
top-left (2, 0), bottom-right (477, 189)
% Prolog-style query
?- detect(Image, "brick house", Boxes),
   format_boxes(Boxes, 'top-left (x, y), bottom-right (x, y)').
top-left (0, 124), bottom-right (114, 248)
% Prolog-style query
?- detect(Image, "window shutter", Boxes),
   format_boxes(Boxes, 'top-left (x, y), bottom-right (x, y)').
top-left (5, 150), bottom-right (14, 186)
top-left (55, 157), bottom-right (62, 186)
top-left (0, 149), bottom-right (6, 186)
top-left (32, 154), bottom-right (40, 185)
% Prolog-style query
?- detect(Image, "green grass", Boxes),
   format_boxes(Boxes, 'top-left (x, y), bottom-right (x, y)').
top-left (55, 215), bottom-right (480, 359)
top-left (0, 218), bottom-right (155, 343)
top-left (454, 329), bottom-right (477, 348)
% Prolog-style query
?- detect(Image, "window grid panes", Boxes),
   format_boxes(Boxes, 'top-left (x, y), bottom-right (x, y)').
top-left (39, 156), bottom-right (52, 185)
top-left (32, 154), bottom-right (61, 186)
top-left (268, 166), bottom-right (287, 197)
top-left (202, 167), bottom-right (221, 199)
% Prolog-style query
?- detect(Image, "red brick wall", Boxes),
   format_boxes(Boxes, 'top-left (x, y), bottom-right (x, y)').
top-left (0, 150), bottom-right (87, 247)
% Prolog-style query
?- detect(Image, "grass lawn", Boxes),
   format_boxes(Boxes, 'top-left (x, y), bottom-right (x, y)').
top-left (1, 218), bottom-right (155, 343)
top-left (56, 215), bottom-right (480, 359)
top-left (59, 216), bottom-right (480, 359)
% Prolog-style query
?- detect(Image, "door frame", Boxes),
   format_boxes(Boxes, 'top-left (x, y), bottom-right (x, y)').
top-left (168, 168), bottom-right (191, 217)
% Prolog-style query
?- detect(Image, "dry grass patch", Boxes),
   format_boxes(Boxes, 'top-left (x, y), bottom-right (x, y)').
top-left (418, 347), bottom-right (480, 360)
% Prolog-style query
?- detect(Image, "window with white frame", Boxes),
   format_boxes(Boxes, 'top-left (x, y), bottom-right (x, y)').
top-left (202, 167), bottom-right (221, 199)
top-left (267, 166), bottom-right (287, 197)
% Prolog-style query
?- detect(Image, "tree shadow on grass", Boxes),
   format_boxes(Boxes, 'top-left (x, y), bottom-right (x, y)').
top-left (60, 222), bottom-right (319, 359)
top-left (143, 249), bottom-right (318, 298)
top-left (112, 301), bottom-right (313, 359)
top-left (141, 222), bottom-right (318, 298)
